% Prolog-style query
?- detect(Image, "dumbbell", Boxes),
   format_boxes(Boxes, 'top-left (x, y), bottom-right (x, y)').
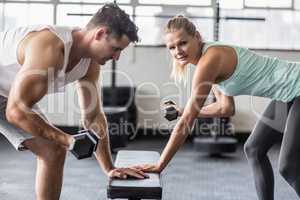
top-left (163, 100), bottom-right (179, 121)
top-left (70, 129), bottom-right (99, 160)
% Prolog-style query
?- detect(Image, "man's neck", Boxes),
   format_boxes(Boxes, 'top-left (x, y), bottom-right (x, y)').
top-left (70, 29), bottom-right (90, 60)
top-left (66, 29), bottom-right (89, 72)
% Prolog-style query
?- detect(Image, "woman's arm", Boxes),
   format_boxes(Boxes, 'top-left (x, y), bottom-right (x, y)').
top-left (199, 86), bottom-right (235, 117)
top-left (176, 86), bottom-right (235, 118)
top-left (156, 48), bottom-right (225, 171)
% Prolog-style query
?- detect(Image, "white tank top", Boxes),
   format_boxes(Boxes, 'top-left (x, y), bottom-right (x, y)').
top-left (0, 25), bottom-right (91, 97)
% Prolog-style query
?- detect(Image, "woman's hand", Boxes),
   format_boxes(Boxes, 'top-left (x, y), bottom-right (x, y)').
top-left (161, 100), bottom-right (182, 121)
top-left (135, 164), bottom-right (162, 173)
top-left (108, 167), bottom-right (149, 179)
top-left (163, 100), bottom-right (179, 110)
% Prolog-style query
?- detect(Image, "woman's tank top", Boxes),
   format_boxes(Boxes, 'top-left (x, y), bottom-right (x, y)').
top-left (202, 41), bottom-right (300, 102)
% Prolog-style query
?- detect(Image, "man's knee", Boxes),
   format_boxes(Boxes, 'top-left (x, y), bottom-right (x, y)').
top-left (45, 144), bottom-right (66, 163)
top-left (24, 138), bottom-right (67, 163)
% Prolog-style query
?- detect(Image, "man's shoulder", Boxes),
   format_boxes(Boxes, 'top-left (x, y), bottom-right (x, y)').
top-left (27, 28), bottom-right (65, 52)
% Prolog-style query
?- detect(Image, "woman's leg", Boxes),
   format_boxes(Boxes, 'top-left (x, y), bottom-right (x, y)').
top-left (278, 96), bottom-right (300, 197)
top-left (244, 100), bottom-right (288, 200)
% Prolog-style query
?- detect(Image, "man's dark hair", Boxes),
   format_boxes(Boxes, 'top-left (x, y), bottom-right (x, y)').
top-left (86, 3), bottom-right (139, 43)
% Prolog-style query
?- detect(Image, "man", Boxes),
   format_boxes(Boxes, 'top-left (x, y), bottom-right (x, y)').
top-left (0, 3), bottom-right (147, 200)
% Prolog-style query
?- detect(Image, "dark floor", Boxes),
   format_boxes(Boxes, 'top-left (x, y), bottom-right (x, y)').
top-left (0, 135), bottom-right (298, 200)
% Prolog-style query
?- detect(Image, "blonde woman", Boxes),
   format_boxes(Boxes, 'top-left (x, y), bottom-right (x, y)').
top-left (140, 15), bottom-right (300, 200)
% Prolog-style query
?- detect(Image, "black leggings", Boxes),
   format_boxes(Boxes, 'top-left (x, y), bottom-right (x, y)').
top-left (244, 96), bottom-right (300, 200)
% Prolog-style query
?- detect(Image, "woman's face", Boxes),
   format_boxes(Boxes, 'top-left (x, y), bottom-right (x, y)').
top-left (165, 28), bottom-right (201, 66)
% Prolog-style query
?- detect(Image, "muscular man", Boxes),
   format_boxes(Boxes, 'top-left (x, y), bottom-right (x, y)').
top-left (0, 3), bottom-right (147, 200)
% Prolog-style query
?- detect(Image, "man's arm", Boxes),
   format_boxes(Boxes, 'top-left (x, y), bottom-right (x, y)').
top-left (76, 62), bottom-right (147, 179)
top-left (76, 62), bottom-right (114, 173)
top-left (6, 32), bottom-right (73, 148)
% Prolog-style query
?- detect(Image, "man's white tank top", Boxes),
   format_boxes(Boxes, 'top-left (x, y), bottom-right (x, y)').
top-left (0, 25), bottom-right (91, 97)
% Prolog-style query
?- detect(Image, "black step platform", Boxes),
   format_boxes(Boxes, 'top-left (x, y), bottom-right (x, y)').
top-left (194, 137), bottom-right (238, 156)
top-left (107, 150), bottom-right (163, 200)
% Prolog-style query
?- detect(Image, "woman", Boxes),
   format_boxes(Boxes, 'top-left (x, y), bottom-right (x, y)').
top-left (140, 15), bottom-right (300, 199)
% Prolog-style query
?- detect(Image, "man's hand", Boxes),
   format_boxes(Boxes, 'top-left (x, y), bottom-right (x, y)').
top-left (108, 167), bottom-right (150, 179)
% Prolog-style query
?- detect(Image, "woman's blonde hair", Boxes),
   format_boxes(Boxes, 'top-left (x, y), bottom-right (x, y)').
top-left (165, 15), bottom-right (200, 84)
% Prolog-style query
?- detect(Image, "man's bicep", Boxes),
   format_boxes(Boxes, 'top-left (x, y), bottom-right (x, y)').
top-left (7, 33), bottom-right (63, 110)
top-left (7, 66), bottom-right (49, 112)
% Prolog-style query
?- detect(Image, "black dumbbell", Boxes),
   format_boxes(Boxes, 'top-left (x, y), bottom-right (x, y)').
top-left (70, 129), bottom-right (99, 160)
top-left (163, 100), bottom-right (179, 121)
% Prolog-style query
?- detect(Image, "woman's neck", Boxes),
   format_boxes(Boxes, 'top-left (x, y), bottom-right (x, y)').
top-left (191, 42), bottom-right (204, 65)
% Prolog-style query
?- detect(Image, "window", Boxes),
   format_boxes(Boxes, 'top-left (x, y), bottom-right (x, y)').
top-left (135, 6), bottom-right (164, 45)
top-left (1, 0), bottom-right (300, 49)
top-left (219, 0), bottom-right (243, 9)
top-left (138, 0), bottom-right (211, 6)
top-left (57, 5), bottom-right (99, 27)
top-left (245, 0), bottom-right (292, 8)
top-left (59, 0), bottom-right (130, 3)
top-left (57, 4), bottom-right (132, 27)
top-left (186, 7), bottom-right (214, 41)
top-left (5, 0), bottom-right (51, 1)
top-left (4, 3), bottom-right (53, 29)
top-left (0, 4), bottom-right (3, 31)
top-left (220, 9), bottom-right (300, 49)
top-left (135, 6), bottom-right (214, 45)
top-left (294, 0), bottom-right (300, 9)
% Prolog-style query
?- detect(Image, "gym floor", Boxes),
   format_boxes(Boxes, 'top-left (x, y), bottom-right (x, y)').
top-left (0, 134), bottom-right (298, 200)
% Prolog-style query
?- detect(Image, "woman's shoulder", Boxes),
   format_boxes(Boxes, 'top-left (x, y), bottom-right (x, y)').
top-left (202, 41), bottom-right (235, 51)
top-left (202, 42), bottom-right (231, 57)
top-left (202, 41), bottom-right (240, 60)
top-left (199, 42), bottom-right (238, 82)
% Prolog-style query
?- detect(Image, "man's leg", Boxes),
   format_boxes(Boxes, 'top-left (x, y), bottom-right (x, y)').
top-left (23, 137), bottom-right (67, 200)
top-left (0, 96), bottom-right (67, 200)
top-left (244, 100), bottom-right (287, 200)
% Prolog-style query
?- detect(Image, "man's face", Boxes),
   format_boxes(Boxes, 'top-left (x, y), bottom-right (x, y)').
top-left (90, 29), bottom-right (130, 65)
